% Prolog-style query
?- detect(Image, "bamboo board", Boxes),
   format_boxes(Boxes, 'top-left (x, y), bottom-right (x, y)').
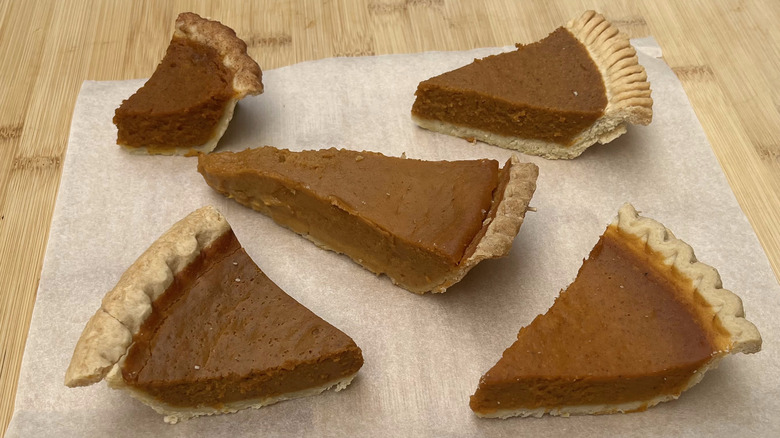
top-left (2, 1), bottom-right (779, 435)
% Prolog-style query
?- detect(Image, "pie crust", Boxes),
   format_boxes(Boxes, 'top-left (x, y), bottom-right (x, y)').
top-left (470, 203), bottom-right (762, 418)
top-left (114, 12), bottom-right (263, 155)
top-left (412, 11), bottom-right (653, 159)
top-left (64, 206), bottom-right (362, 423)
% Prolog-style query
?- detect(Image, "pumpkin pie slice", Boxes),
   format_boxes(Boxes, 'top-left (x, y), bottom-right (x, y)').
top-left (197, 146), bottom-right (538, 294)
top-left (470, 204), bottom-right (762, 418)
top-left (412, 11), bottom-right (653, 159)
top-left (113, 12), bottom-right (263, 155)
top-left (65, 206), bottom-right (363, 423)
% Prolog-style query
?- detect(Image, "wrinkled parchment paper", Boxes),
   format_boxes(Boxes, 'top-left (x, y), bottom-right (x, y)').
top-left (7, 38), bottom-right (780, 437)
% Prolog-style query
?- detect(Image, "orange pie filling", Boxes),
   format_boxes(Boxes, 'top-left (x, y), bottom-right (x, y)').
top-left (470, 225), bottom-right (732, 415)
top-left (412, 28), bottom-right (607, 146)
top-left (113, 37), bottom-right (236, 153)
top-left (121, 230), bottom-right (364, 407)
top-left (198, 147), bottom-right (509, 293)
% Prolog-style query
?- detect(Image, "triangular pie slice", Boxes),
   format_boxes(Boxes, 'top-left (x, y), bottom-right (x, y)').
top-left (113, 12), bottom-right (263, 155)
top-left (470, 203), bottom-right (762, 418)
top-left (65, 206), bottom-right (363, 423)
top-left (411, 11), bottom-right (652, 159)
top-left (197, 146), bottom-right (539, 294)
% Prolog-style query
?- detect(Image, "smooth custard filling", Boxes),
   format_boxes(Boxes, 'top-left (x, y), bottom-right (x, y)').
top-left (113, 37), bottom-right (235, 151)
top-left (197, 147), bottom-right (504, 292)
top-left (412, 28), bottom-right (607, 145)
top-left (470, 225), bottom-right (731, 414)
top-left (122, 230), bottom-right (363, 407)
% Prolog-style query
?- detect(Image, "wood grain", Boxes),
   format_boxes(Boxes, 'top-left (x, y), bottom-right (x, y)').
top-left (2, 1), bottom-right (779, 435)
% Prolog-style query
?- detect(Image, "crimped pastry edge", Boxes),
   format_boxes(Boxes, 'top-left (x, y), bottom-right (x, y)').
top-left (64, 206), bottom-right (230, 387)
top-left (613, 203), bottom-right (762, 354)
top-left (566, 10), bottom-right (653, 126)
top-left (551, 10), bottom-right (653, 159)
top-left (104, 363), bottom-right (359, 424)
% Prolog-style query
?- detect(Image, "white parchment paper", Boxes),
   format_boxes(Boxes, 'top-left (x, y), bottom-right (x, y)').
top-left (8, 38), bottom-right (780, 437)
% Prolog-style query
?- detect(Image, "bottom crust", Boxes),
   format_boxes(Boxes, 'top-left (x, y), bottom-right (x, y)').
top-left (475, 397), bottom-right (673, 419)
top-left (105, 364), bottom-right (359, 424)
top-left (119, 98), bottom-right (238, 156)
top-left (412, 114), bottom-right (628, 160)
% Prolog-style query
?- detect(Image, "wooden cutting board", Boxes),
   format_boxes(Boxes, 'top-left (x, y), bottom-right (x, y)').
top-left (1, 1), bottom-right (779, 435)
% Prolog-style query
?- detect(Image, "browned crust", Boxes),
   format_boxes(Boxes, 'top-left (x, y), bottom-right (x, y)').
top-left (64, 206), bottom-right (230, 387)
top-left (566, 11), bottom-right (653, 126)
top-left (175, 12), bottom-right (263, 97)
